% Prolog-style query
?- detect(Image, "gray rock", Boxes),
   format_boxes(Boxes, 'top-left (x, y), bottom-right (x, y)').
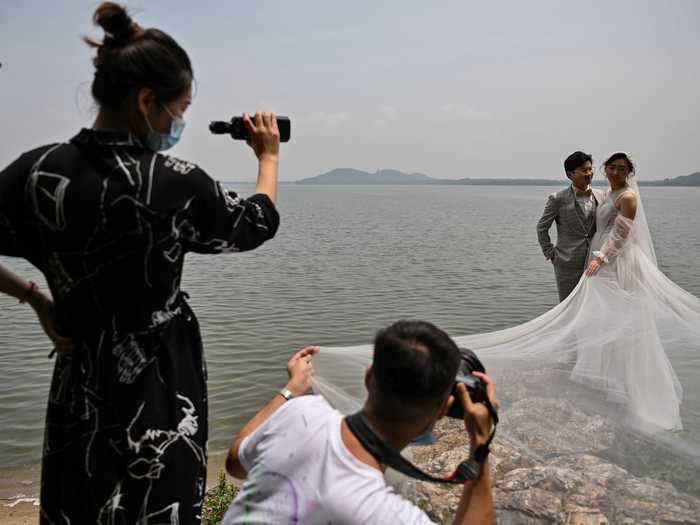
top-left (498, 397), bottom-right (616, 458)
top-left (495, 455), bottom-right (700, 524)
top-left (410, 411), bottom-right (700, 524)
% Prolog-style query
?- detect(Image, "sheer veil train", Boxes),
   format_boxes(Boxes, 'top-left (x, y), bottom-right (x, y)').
top-left (313, 175), bottom-right (700, 485)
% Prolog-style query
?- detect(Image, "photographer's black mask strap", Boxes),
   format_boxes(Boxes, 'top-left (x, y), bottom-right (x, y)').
top-left (345, 403), bottom-right (497, 485)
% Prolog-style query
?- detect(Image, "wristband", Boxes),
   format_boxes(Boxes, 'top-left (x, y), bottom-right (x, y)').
top-left (278, 387), bottom-right (293, 401)
top-left (592, 250), bottom-right (609, 264)
top-left (472, 444), bottom-right (490, 464)
top-left (19, 281), bottom-right (37, 304)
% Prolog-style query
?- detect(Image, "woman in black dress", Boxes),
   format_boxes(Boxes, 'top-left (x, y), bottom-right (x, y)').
top-left (0, 3), bottom-right (280, 523)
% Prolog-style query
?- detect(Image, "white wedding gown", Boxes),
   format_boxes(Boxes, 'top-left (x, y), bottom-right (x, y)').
top-left (313, 178), bottom-right (700, 449)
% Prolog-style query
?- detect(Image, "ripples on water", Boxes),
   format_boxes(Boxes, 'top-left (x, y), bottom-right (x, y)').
top-left (1, 185), bottom-right (699, 468)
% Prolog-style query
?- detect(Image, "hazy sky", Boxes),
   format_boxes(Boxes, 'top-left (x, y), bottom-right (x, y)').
top-left (2, 1), bottom-right (699, 182)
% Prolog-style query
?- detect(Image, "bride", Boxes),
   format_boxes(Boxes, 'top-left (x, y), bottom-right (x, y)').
top-left (569, 152), bottom-right (683, 431)
top-left (314, 152), bottom-right (700, 438)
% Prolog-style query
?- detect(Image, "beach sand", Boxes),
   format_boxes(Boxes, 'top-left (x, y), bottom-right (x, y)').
top-left (0, 450), bottom-right (234, 524)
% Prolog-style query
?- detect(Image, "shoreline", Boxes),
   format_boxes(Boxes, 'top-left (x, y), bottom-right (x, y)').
top-left (0, 461), bottom-right (41, 525)
top-left (0, 450), bottom-right (235, 524)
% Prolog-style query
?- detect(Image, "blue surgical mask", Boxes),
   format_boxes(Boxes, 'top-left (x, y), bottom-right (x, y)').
top-left (143, 104), bottom-right (186, 152)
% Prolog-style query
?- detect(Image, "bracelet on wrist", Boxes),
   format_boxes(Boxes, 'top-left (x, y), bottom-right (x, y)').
top-left (471, 444), bottom-right (490, 464)
top-left (278, 387), bottom-right (294, 401)
top-left (19, 281), bottom-right (37, 304)
top-left (592, 250), bottom-right (609, 265)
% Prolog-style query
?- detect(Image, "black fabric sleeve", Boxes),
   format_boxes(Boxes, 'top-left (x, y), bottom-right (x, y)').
top-left (0, 153), bottom-right (30, 257)
top-left (186, 172), bottom-right (280, 254)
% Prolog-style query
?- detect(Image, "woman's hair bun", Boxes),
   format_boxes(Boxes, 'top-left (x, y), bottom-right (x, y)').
top-left (92, 2), bottom-right (142, 46)
top-left (84, 2), bottom-right (193, 110)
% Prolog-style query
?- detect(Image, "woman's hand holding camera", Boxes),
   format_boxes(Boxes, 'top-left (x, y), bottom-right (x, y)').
top-left (244, 111), bottom-right (280, 204)
top-left (243, 112), bottom-right (280, 161)
top-left (455, 372), bottom-right (499, 452)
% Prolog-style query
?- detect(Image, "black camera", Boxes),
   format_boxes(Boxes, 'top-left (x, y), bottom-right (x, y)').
top-left (344, 346), bottom-right (497, 486)
top-left (209, 115), bottom-right (291, 143)
top-left (446, 347), bottom-right (487, 419)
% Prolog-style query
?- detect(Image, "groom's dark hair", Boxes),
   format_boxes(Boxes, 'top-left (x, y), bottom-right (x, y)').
top-left (368, 320), bottom-right (461, 421)
top-left (564, 151), bottom-right (593, 174)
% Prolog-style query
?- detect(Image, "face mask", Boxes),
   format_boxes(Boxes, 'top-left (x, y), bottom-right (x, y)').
top-left (143, 103), bottom-right (186, 152)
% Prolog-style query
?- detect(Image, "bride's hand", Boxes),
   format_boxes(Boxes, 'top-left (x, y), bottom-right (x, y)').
top-left (586, 258), bottom-right (602, 276)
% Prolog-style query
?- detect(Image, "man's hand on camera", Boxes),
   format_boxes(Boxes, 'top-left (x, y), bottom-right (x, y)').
top-left (455, 372), bottom-right (499, 452)
top-left (285, 345), bottom-right (320, 397)
top-left (243, 111), bottom-right (280, 161)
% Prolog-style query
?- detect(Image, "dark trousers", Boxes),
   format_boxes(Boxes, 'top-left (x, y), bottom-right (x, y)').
top-left (553, 262), bottom-right (585, 302)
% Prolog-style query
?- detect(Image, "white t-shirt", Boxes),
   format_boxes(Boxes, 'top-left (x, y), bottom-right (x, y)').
top-left (222, 395), bottom-right (435, 525)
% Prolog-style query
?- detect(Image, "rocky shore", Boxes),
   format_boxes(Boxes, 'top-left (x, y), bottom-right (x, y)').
top-left (410, 398), bottom-right (700, 524)
top-left (5, 399), bottom-right (698, 524)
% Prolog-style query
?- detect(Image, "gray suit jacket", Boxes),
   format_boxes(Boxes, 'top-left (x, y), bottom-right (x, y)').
top-left (537, 186), bottom-right (604, 269)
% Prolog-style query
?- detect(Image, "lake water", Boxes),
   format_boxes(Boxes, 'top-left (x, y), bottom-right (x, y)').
top-left (1, 184), bottom-right (699, 471)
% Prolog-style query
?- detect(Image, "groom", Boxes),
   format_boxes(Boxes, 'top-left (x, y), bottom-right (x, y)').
top-left (537, 151), bottom-right (604, 301)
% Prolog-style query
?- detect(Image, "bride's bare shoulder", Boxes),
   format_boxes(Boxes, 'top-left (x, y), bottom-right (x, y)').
top-left (616, 191), bottom-right (638, 218)
top-left (615, 189), bottom-right (637, 203)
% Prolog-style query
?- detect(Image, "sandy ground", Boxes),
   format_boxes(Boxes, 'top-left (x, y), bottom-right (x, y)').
top-left (0, 461), bottom-right (41, 525)
top-left (0, 451), bottom-right (233, 524)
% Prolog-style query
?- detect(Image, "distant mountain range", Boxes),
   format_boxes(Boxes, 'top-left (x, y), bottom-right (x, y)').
top-left (298, 168), bottom-right (435, 185)
top-left (296, 168), bottom-right (700, 186)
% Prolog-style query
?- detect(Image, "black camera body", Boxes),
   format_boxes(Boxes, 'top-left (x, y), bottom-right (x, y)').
top-left (447, 347), bottom-right (487, 419)
top-left (209, 115), bottom-right (291, 143)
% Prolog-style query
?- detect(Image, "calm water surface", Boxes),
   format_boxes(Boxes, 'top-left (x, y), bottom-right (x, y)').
top-left (1, 185), bottom-right (699, 469)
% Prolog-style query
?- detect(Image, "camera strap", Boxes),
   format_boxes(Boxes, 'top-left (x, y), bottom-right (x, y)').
top-left (345, 401), bottom-right (498, 485)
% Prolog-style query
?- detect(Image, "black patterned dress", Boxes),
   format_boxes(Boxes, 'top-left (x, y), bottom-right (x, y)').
top-left (0, 129), bottom-right (280, 524)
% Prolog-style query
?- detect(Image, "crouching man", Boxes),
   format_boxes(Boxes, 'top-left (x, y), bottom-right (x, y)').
top-left (223, 320), bottom-right (498, 524)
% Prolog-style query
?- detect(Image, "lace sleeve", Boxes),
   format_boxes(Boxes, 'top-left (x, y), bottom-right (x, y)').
top-left (593, 213), bottom-right (634, 263)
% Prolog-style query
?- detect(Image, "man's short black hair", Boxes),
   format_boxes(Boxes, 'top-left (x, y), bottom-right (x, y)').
top-left (564, 151), bottom-right (592, 174)
top-left (370, 320), bottom-right (461, 421)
